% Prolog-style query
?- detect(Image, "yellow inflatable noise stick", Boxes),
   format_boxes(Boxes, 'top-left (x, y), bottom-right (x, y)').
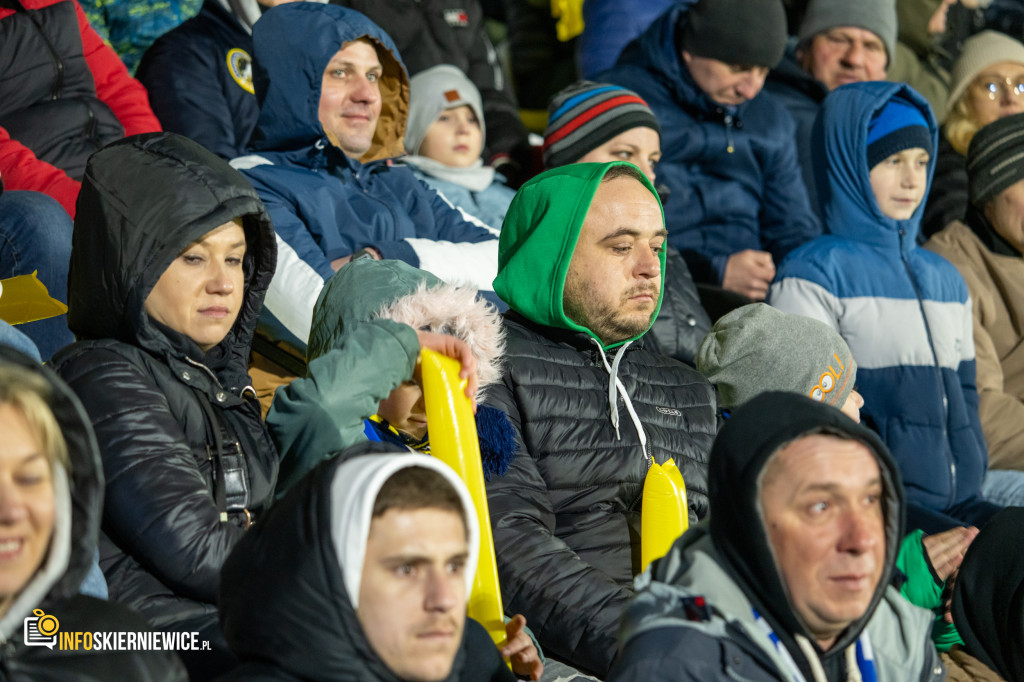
top-left (640, 458), bottom-right (689, 572)
top-left (420, 348), bottom-right (507, 649)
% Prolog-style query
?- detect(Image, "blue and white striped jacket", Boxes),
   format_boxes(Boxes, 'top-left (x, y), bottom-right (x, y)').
top-left (769, 82), bottom-right (986, 515)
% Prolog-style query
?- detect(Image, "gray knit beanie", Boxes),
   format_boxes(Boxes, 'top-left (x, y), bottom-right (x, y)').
top-left (680, 0), bottom-right (787, 68)
top-left (697, 304), bottom-right (857, 409)
top-left (798, 0), bottom-right (897, 63)
top-left (967, 111), bottom-right (1024, 207)
top-left (947, 31), bottom-right (1024, 115)
top-left (405, 64), bottom-right (485, 156)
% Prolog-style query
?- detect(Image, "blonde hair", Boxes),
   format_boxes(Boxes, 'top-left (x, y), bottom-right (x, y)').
top-left (0, 366), bottom-right (69, 473)
top-left (944, 95), bottom-right (980, 156)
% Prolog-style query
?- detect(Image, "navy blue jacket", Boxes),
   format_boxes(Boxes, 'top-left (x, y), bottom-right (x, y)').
top-left (233, 3), bottom-right (499, 349)
top-left (136, 0), bottom-right (259, 160)
top-left (599, 4), bottom-right (821, 285)
top-left (764, 45), bottom-right (831, 218)
top-left (769, 82), bottom-right (989, 525)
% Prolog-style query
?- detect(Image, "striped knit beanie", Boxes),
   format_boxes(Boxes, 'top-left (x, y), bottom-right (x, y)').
top-left (543, 81), bottom-right (660, 169)
top-left (968, 112), bottom-right (1024, 207)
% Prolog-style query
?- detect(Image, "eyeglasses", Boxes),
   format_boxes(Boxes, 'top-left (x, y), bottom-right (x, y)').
top-left (971, 75), bottom-right (1024, 100)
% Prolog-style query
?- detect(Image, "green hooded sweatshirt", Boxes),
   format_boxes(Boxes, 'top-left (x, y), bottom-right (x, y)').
top-left (493, 161), bottom-right (666, 350)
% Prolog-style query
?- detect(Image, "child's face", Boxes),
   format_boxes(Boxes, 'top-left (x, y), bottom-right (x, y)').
top-left (869, 147), bottom-right (930, 220)
top-left (418, 105), bottom-right (483, 168)
top-left (378, 380), bottom-right (428, 440)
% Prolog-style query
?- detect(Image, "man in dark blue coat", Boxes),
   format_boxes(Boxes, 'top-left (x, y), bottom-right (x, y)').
top-left (232, 3), bottom-right (499, 349)
top-left (765, 0), bottom-right (897, 217)
top-left (600, 0), bottom-right (820, 301)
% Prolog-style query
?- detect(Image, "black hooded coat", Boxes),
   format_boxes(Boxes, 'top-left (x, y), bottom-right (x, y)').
top-left (0, 346), bottom-right (187, 680)
top-left (951, 507), bottom-right (1024, 682)
top-left (51, 133), bottom-right (279, 659)
top-left (219, 441), bottom-right (515, 682)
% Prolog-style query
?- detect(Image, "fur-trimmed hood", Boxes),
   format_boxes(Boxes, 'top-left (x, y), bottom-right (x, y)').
top-left (308, 259), bottom-right (504, 394)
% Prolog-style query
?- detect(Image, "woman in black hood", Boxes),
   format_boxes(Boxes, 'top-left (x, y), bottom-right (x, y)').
top-left (52, 132), bottom-right (279, 680)
top-left (0, 345), bottom-right (186, 680)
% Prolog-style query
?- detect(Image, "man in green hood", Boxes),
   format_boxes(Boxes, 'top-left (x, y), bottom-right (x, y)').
top-left (484, 161), bottom-right (717, 677)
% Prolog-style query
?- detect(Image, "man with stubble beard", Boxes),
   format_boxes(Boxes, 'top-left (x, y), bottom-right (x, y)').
top-left (481, 161), bottom-right (717, 678)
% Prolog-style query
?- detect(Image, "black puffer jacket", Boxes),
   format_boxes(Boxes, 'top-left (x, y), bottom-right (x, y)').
top-left (485, 314), bottom-right (717, 676)
top-left (645, 246), bottom-right (711, 366)
top-left (0, 346), bottom-right (188, 681)
top-left (921, 134), bottom-right (967, 240)
top-left (486, 162), bottom-right (717, 677)
top-left (52, 134), bottom-right (278, 648)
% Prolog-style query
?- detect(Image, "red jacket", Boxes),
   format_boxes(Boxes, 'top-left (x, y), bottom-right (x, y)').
top-left (0, 0), bottom-right (160, 218)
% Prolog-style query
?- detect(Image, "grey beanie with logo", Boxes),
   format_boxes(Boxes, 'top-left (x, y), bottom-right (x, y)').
top-left (697, 303), bottom-right (857, 409)
top-left (798, 0), bottom-right (898, 62)
top-left (405, 64), bottom-right (485, 156)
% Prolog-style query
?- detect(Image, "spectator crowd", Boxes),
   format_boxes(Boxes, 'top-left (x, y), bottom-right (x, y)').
top-left (6, 0), bottom-right (1024, 680)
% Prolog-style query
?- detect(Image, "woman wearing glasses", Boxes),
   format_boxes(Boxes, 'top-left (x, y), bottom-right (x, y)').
top-left (922, 30), bottom-right (1024, 239)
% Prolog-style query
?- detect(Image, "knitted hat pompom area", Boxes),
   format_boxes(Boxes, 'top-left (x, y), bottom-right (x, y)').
top-left (543, 81), bottom-right (660, 169)
top-left (867, 96), bottom-right (933, 169)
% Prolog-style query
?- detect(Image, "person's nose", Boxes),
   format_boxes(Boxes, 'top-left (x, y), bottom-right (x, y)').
top-left (206, 261), bottom-right (236, 295)
top-left (423, 569), bottom-right (458, 613)
top-left (901, 164), bottom-right (920, 188)
top-left (838, 508), bottom-right (879, 555)
top-left (635, 245), bottom-right (661, 279)
top-left (736, 70), bottom-right (767, 101)
top-left (637, 159), bottom-right (656, 185)
top-left (0, 479), bottom-right (28, 525)
top-left (842, 41), bottom-right (866, 69)
top-left (350, 75), bottom-right (379, 105)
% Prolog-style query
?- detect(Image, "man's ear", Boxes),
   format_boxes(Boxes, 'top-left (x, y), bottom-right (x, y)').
top-left (681, 50), bottom-right (692, 67)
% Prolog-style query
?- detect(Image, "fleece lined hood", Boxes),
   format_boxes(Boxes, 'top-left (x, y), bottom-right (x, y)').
top-left (249, 2), bottom-right (409, 162)
top-left (309, 259), bottom-right (504, 393)
top-left (493, 161), bottom-right (666, 349)
top-left (816, 81), bottom-right (938, 251)
top-left (709, 392), bottom-right (905, 667)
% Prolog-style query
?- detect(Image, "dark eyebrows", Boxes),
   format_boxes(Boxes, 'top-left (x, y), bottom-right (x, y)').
top-left (599, 227), bottom-right (668, 242)
top-left (798, 477), bottom-right (882, 496)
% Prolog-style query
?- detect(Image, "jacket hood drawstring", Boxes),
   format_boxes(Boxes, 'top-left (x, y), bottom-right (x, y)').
top-left (592, 339), bottom-right (650, 465)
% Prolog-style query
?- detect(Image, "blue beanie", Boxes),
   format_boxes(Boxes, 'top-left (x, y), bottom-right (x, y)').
top-left (867, 97), bottom-right (931, 169)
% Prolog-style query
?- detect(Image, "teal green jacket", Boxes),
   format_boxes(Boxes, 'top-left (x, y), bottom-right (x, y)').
top-left (266, 260), bottom-right (434, 494)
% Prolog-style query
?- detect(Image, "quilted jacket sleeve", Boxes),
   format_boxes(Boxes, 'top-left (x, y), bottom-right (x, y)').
top-left (484, 377), bottom-right (632, 678)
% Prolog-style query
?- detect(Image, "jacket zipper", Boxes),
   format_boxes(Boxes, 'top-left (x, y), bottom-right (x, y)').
top-left (23, 6), bottom-right (65, 99)
top-left (899, 231), bottom-right (957, 506)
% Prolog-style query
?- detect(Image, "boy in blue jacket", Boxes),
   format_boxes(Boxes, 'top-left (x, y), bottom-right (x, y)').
top-left (770, 81), bottom-right (1024, 533)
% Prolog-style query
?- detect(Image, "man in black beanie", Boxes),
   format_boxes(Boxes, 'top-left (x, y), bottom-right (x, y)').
top-left (599, 0), bottom-right (820, 302)
top-left (608, 392), bottom-right (944, 681)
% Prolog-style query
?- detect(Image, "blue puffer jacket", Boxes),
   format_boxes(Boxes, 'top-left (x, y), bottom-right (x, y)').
top-left (598, 4), bottom-right (821, 285)
top-left (769, 82), bottom-right (987, 522)
top-left (233, 3), bottom-right (499, 348)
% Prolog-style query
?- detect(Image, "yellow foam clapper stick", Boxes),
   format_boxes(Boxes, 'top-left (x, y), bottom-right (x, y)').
top-left (640, 459), bottom-right (689, 572)
top-left (662, 458), bottom-right (689, 525)
top-left (0, 271), bottom-right (68, 325)
top-left (420, 348), bottom-right (507, 649)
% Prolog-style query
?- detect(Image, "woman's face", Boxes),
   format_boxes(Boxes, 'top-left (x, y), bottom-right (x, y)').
top-left (967, 61), bottom-right (1024, 127)
top-left (576, 127), bottom-right (662, 184)
top-left (0, 404), bottom-right (55, 605)
top-left (145, 221), bottom-right (247, 352)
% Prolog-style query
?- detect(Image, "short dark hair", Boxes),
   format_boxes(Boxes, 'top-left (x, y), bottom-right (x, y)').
top-left (601, 163), bottom-right (647, 186)
top-left (373, 466), bottom-right (467, 531)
